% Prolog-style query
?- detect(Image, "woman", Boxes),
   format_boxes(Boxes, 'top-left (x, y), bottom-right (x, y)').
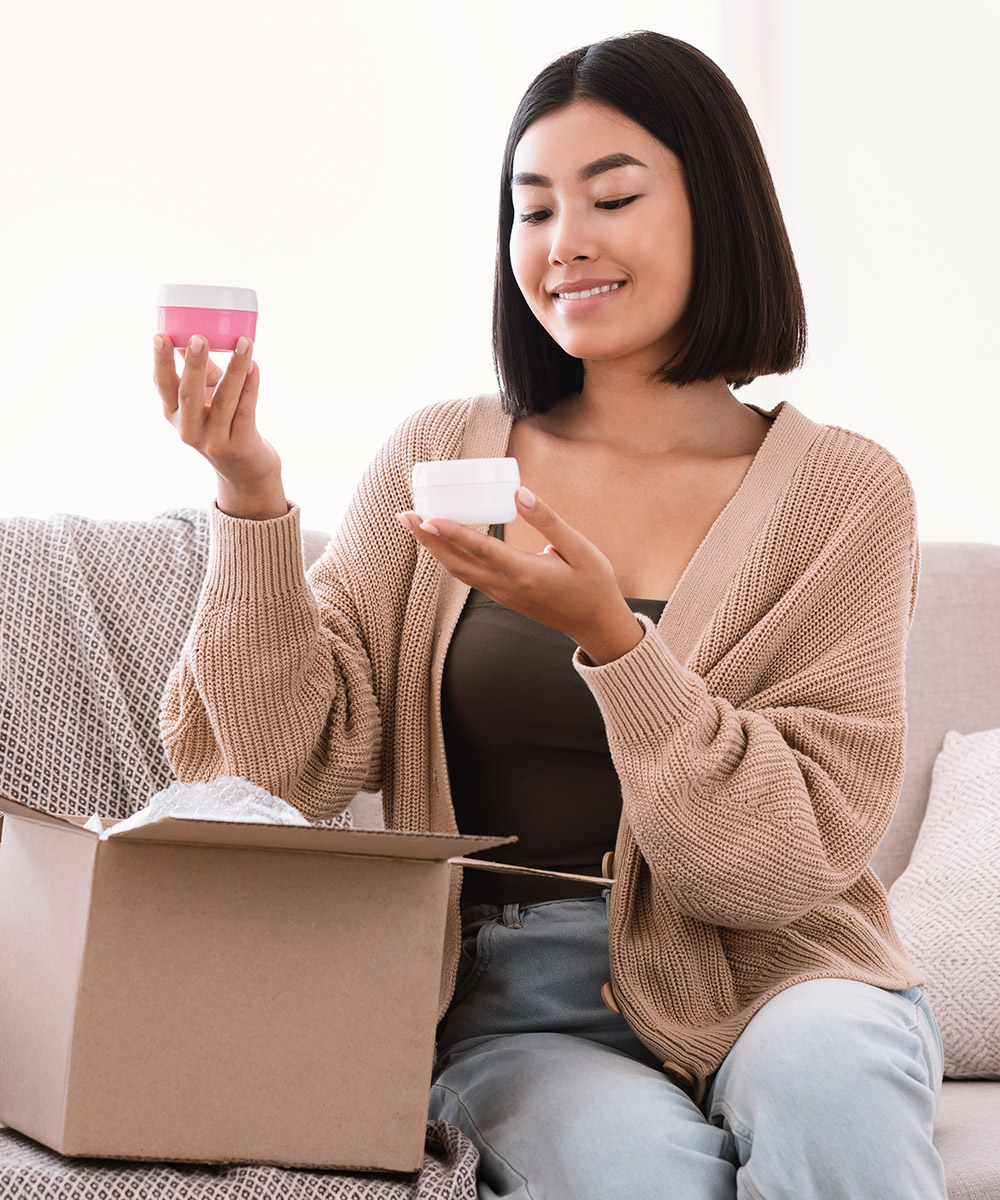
top-left (154, 30), bottom-right (946, 1200)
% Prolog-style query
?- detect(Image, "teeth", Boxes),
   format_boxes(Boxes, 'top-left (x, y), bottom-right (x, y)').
top-left (557, 282), bottom-right (624, 300)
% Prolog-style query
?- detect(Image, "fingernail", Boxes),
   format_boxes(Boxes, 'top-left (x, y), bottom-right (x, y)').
top-left (419, 520), bottom-right (440, 535)
top-left (234, 336), bottom-right (248, 356)
top-left (517, 486), bottom-right (536, 508)
top-left (394, 512), bottom-right (411, 530)
top-left (153, 335), bottom-right (163, 353)
top-left (189, 335), bottom-right (203, 353)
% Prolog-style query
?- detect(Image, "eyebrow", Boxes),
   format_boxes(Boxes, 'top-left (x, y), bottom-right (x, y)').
top-left (511, 152), bottom-right (648, 189)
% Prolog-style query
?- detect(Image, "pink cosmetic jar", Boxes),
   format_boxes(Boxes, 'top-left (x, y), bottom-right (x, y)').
top-left (156, 284), bottom-right (258, 352)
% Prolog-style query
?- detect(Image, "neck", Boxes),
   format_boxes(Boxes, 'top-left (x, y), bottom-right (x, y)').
top-left (534, 361), bottom-right (755, 459)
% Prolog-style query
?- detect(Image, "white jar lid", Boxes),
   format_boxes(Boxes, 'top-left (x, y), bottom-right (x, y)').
top-left (412, 457), bottom-right (520, 488)
top-left (157, 284), bottom-right (258, 312)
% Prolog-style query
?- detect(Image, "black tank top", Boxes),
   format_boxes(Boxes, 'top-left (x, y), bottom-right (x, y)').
top-left (441, 522), bottom-right (667, 907)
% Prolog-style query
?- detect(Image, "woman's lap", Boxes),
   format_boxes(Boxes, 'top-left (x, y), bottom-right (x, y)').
top-left (431, 1030), bottom-right (737, 1200)
top-left (429, 891), bottom-right (946, 1200)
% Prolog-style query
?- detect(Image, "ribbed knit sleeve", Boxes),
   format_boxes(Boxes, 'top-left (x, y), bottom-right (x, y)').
top-left (159, 406), bottom-right (431, 819)
top-left (571, 447), bottom-right (920, 932)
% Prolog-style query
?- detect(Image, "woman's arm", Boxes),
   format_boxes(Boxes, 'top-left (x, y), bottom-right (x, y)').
top-left (159, 412), bottom-right (423, 820)
top-left (573, 455), bottom-right (920, 930)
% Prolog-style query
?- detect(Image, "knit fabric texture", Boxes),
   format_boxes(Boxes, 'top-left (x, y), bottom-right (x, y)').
top-left (160, 394), bottom-right (924, 1103)
top-left (0, 508), bottom-right (211, 818)
top-left (0, 1120), bottom-right (478, 1200)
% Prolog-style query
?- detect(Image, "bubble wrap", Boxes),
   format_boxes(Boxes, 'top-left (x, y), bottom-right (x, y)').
top-left (99, 776), bottom-right (314, 840)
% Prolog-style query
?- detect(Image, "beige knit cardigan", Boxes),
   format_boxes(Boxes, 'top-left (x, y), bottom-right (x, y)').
top-left (160, 393), bottom-right (923, 1106)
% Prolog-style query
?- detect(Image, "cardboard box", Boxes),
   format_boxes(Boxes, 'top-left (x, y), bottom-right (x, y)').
top-left (0, 795), bottom-right (512, 1171)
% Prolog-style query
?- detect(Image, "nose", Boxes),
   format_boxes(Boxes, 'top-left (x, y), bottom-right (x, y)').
top-left (546, 207), bottom-right (599, 268)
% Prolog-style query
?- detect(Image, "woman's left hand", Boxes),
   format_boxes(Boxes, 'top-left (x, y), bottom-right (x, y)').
top-left (395, 486), bottom-right (645, 666)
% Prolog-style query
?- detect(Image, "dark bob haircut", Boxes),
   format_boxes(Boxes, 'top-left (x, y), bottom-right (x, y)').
top-left (492, 30), bottom-right (807, 418)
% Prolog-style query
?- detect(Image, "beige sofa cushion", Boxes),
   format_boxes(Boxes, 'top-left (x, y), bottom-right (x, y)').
top-left (935, 1081), bottom-right (1000, 1198)
top-left (889, 727), bottom-right (1000, 1079)
top-left (872, 542), bottom-right (1000, 889)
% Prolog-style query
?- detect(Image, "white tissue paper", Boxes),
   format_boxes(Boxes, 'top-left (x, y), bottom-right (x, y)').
top-left (100, 776), bottom-right (314, 841)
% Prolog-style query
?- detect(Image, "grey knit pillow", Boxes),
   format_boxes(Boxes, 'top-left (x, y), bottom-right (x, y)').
top-left (888, 728), bottom-right (1000, 1079)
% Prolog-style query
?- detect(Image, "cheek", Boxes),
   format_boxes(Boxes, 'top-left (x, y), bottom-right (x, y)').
top-left (509, 234), bottom-right (545, 308)
top-left (639, 216), bottom-right (694, 289)
top-left (664, 204), bottom-right (696, 278)
top-left (508, 231), bottom-right (531, 281)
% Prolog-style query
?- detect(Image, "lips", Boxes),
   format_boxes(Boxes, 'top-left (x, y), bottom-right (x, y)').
top-left (550, 280), bottom-right (628, 316)
top-left (550, 278), bottom-right (627, 296)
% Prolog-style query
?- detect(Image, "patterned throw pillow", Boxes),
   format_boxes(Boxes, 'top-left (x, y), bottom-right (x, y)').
top-left (888, 727), bottom-right (1000, 1079)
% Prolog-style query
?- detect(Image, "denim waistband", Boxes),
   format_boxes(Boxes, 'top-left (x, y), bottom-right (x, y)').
top-left (461, 890), bottom-right (612, 932)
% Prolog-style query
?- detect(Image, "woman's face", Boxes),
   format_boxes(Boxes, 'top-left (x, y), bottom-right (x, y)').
top-left (508, 98), bottom-right (695, 371)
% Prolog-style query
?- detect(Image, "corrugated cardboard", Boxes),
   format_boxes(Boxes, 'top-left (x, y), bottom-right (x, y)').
top-left (0, 795), bottom-right (514, 1171)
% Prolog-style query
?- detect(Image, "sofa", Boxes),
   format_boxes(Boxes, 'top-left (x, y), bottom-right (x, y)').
top-left (0, 507), bottom-right (997, 1198)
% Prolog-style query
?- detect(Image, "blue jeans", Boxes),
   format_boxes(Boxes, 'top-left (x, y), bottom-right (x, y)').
top-left (429, 891), bottom-right (946, 1200)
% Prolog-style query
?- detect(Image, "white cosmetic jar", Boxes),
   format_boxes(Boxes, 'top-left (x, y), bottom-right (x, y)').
top-left (411, 458), bottom-right (521, 525)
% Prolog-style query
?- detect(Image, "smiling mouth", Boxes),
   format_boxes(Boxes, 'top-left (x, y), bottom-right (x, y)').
top-left (553, 281), bottom-right (627, 300)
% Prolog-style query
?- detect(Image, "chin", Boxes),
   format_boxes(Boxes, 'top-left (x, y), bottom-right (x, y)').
top-left (551, 335), bottom-right (642, 362)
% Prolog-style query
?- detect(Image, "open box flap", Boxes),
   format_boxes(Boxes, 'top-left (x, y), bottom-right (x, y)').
top-left (1, 793), bottom-right (517, 860)
top-left (103, 817), bottom-right (516, 860)
top-left (0, 794), bottom-right (96, 831)
top-left (449, 857), bottom-right (612, 885)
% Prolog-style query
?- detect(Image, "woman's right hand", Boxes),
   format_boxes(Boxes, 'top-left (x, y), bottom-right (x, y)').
top-left (154, 334), bottom-right (288, 518)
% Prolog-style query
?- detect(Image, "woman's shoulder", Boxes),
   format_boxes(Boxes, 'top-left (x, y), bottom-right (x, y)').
top-left (381, 392), bottom-right (503, 461)
top-left (797, 412), bottom-right (916, 508)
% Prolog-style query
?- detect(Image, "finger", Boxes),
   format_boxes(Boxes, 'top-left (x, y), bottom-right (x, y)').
top-left (176, 335), bottom-right (211, 437)
top-left (204, 337), bottom-right (254, 435)
top-left (178, 345), bottom-right (225, 388)
top-left (415, 514), bottom-right (500, 565)
top-left (229, 356), bottom-right (260, 435)
top-left (515, 487), bottom-right (583, 562)
top-left (409, 509), bottom-right (557, 569)
top-left (402, 512), bottom-right (496, 582)
top-left (154, 334), bottom-right (180, 417)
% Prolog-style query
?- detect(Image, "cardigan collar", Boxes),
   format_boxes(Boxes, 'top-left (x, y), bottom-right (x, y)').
top-left (440, 394), bottom-right (824, 657)
top-left (426, 393), bottom-right (824, 832)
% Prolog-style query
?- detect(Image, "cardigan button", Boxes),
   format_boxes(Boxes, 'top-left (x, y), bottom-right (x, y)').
top-left (601, 981), bottom-right (621, 1014)
top-left (601, 850), bottom-right (614, 880)
top-left (662, 1060), bottom-right (697, 1087)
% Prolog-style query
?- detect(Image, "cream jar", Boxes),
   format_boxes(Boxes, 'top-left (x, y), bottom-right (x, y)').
top-left (156, 284), bottom-right (258, 352)
top-left (412, 458), bottom-right (520, 525)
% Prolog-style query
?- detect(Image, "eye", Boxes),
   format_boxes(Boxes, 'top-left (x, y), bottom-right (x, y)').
top-left (516, 195), bottom-right (641, 224)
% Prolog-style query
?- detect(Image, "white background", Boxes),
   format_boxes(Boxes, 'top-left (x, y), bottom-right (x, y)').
top-left (1, 0), bottom-right (996, 543)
